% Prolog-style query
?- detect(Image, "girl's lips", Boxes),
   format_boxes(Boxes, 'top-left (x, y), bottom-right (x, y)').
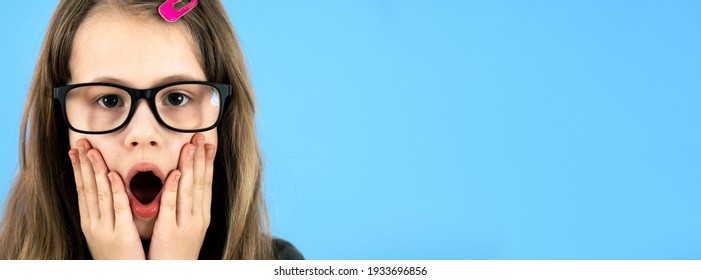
top-left (126, 191), bottom-right (162, 219)
top-left (124, 162), bottom-right (166, 219)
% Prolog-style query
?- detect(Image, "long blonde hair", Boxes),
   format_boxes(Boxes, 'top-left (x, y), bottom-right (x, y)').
top-left (0, 0), bottom-right (272, 259)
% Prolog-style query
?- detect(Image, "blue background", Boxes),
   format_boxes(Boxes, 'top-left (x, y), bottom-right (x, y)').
top-left (1, 1), bottom-right (700, 259)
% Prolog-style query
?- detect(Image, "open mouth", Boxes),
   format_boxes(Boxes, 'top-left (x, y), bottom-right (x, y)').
top-left (129, 171), bottom-right (163, 204)
top-left (125, 162), bottom-right (166, 219)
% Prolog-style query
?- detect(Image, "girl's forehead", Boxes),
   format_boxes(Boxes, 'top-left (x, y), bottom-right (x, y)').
top-left (69, 7), bottom-right (204, 87)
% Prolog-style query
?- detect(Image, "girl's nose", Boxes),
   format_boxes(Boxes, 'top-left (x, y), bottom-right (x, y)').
top-left (123, 100), bottom-right (163, 148)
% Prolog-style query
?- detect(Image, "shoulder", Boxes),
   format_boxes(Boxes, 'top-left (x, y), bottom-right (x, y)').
top-left (272, 238), bottom-right (304, 260)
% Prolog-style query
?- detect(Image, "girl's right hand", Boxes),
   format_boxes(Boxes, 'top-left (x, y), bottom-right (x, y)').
top-left (68, 139), bottom-right (145, 260)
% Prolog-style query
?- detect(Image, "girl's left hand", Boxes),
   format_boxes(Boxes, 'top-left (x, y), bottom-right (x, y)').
top-left (147, 133), bottom-right (216, 259)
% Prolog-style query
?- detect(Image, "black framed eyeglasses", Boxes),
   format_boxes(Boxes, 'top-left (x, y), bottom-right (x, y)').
top-left (53, 81), bottom-right (232, 134)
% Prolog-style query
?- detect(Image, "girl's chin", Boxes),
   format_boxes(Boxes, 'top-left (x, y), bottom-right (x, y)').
top-left (133, 214), bottom-right (157, 240)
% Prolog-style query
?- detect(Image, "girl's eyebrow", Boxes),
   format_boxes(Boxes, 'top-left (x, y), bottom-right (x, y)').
top-left (90, 74), bottom-right (204, 87)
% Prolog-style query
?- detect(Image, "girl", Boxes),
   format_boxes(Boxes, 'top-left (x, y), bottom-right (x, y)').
top-left (0, 0), bottom-right (302, 260)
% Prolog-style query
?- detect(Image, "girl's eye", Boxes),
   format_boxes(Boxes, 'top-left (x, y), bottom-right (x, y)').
top-left (97, 94), bottom-right (124, 108)
top-left (165, 92), bottom-right (190, 106)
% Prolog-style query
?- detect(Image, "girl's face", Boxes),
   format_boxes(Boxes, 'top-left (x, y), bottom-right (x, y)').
top-left (68, 8), bottom-right (217, 239)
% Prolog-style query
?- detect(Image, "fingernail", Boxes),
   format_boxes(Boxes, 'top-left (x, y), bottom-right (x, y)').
top-left (196, 137), bottom-right (204, 147)
top-left (206, 146), bottom-right (215, 158)
top-left (77, 144), bottom-right (85, 153)
top-left (188, 147), bottom-right (196, 159)
top-left (87, 152), bottom-right (95, 163)
top-left (175, 173), bottom-right (181, 182)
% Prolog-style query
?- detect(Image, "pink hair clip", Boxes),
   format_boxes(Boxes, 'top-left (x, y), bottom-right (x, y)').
top-left (159, 0), bottom-right (198, 22)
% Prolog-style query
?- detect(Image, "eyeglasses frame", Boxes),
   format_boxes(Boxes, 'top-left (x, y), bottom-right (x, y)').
top-left (53, 81), bottom-right (232, 134)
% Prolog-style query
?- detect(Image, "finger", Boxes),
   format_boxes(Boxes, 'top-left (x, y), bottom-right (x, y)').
top-left (69, 149), bottom-right (89, 221)
top-left (202, 143), bottom-right (215, 223)
top-left (158, 170), bottom-right (181, 226)
top-left (177, 141), bottom-right (196, 220)
top-left (77, 139), bottom-right (100, 220)
top-left (88, 148), bottom-right (115, 226)
top-left (192, 133), bottom-right (206, 216)
top-left (108, 171), bottom-right (134, 230)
